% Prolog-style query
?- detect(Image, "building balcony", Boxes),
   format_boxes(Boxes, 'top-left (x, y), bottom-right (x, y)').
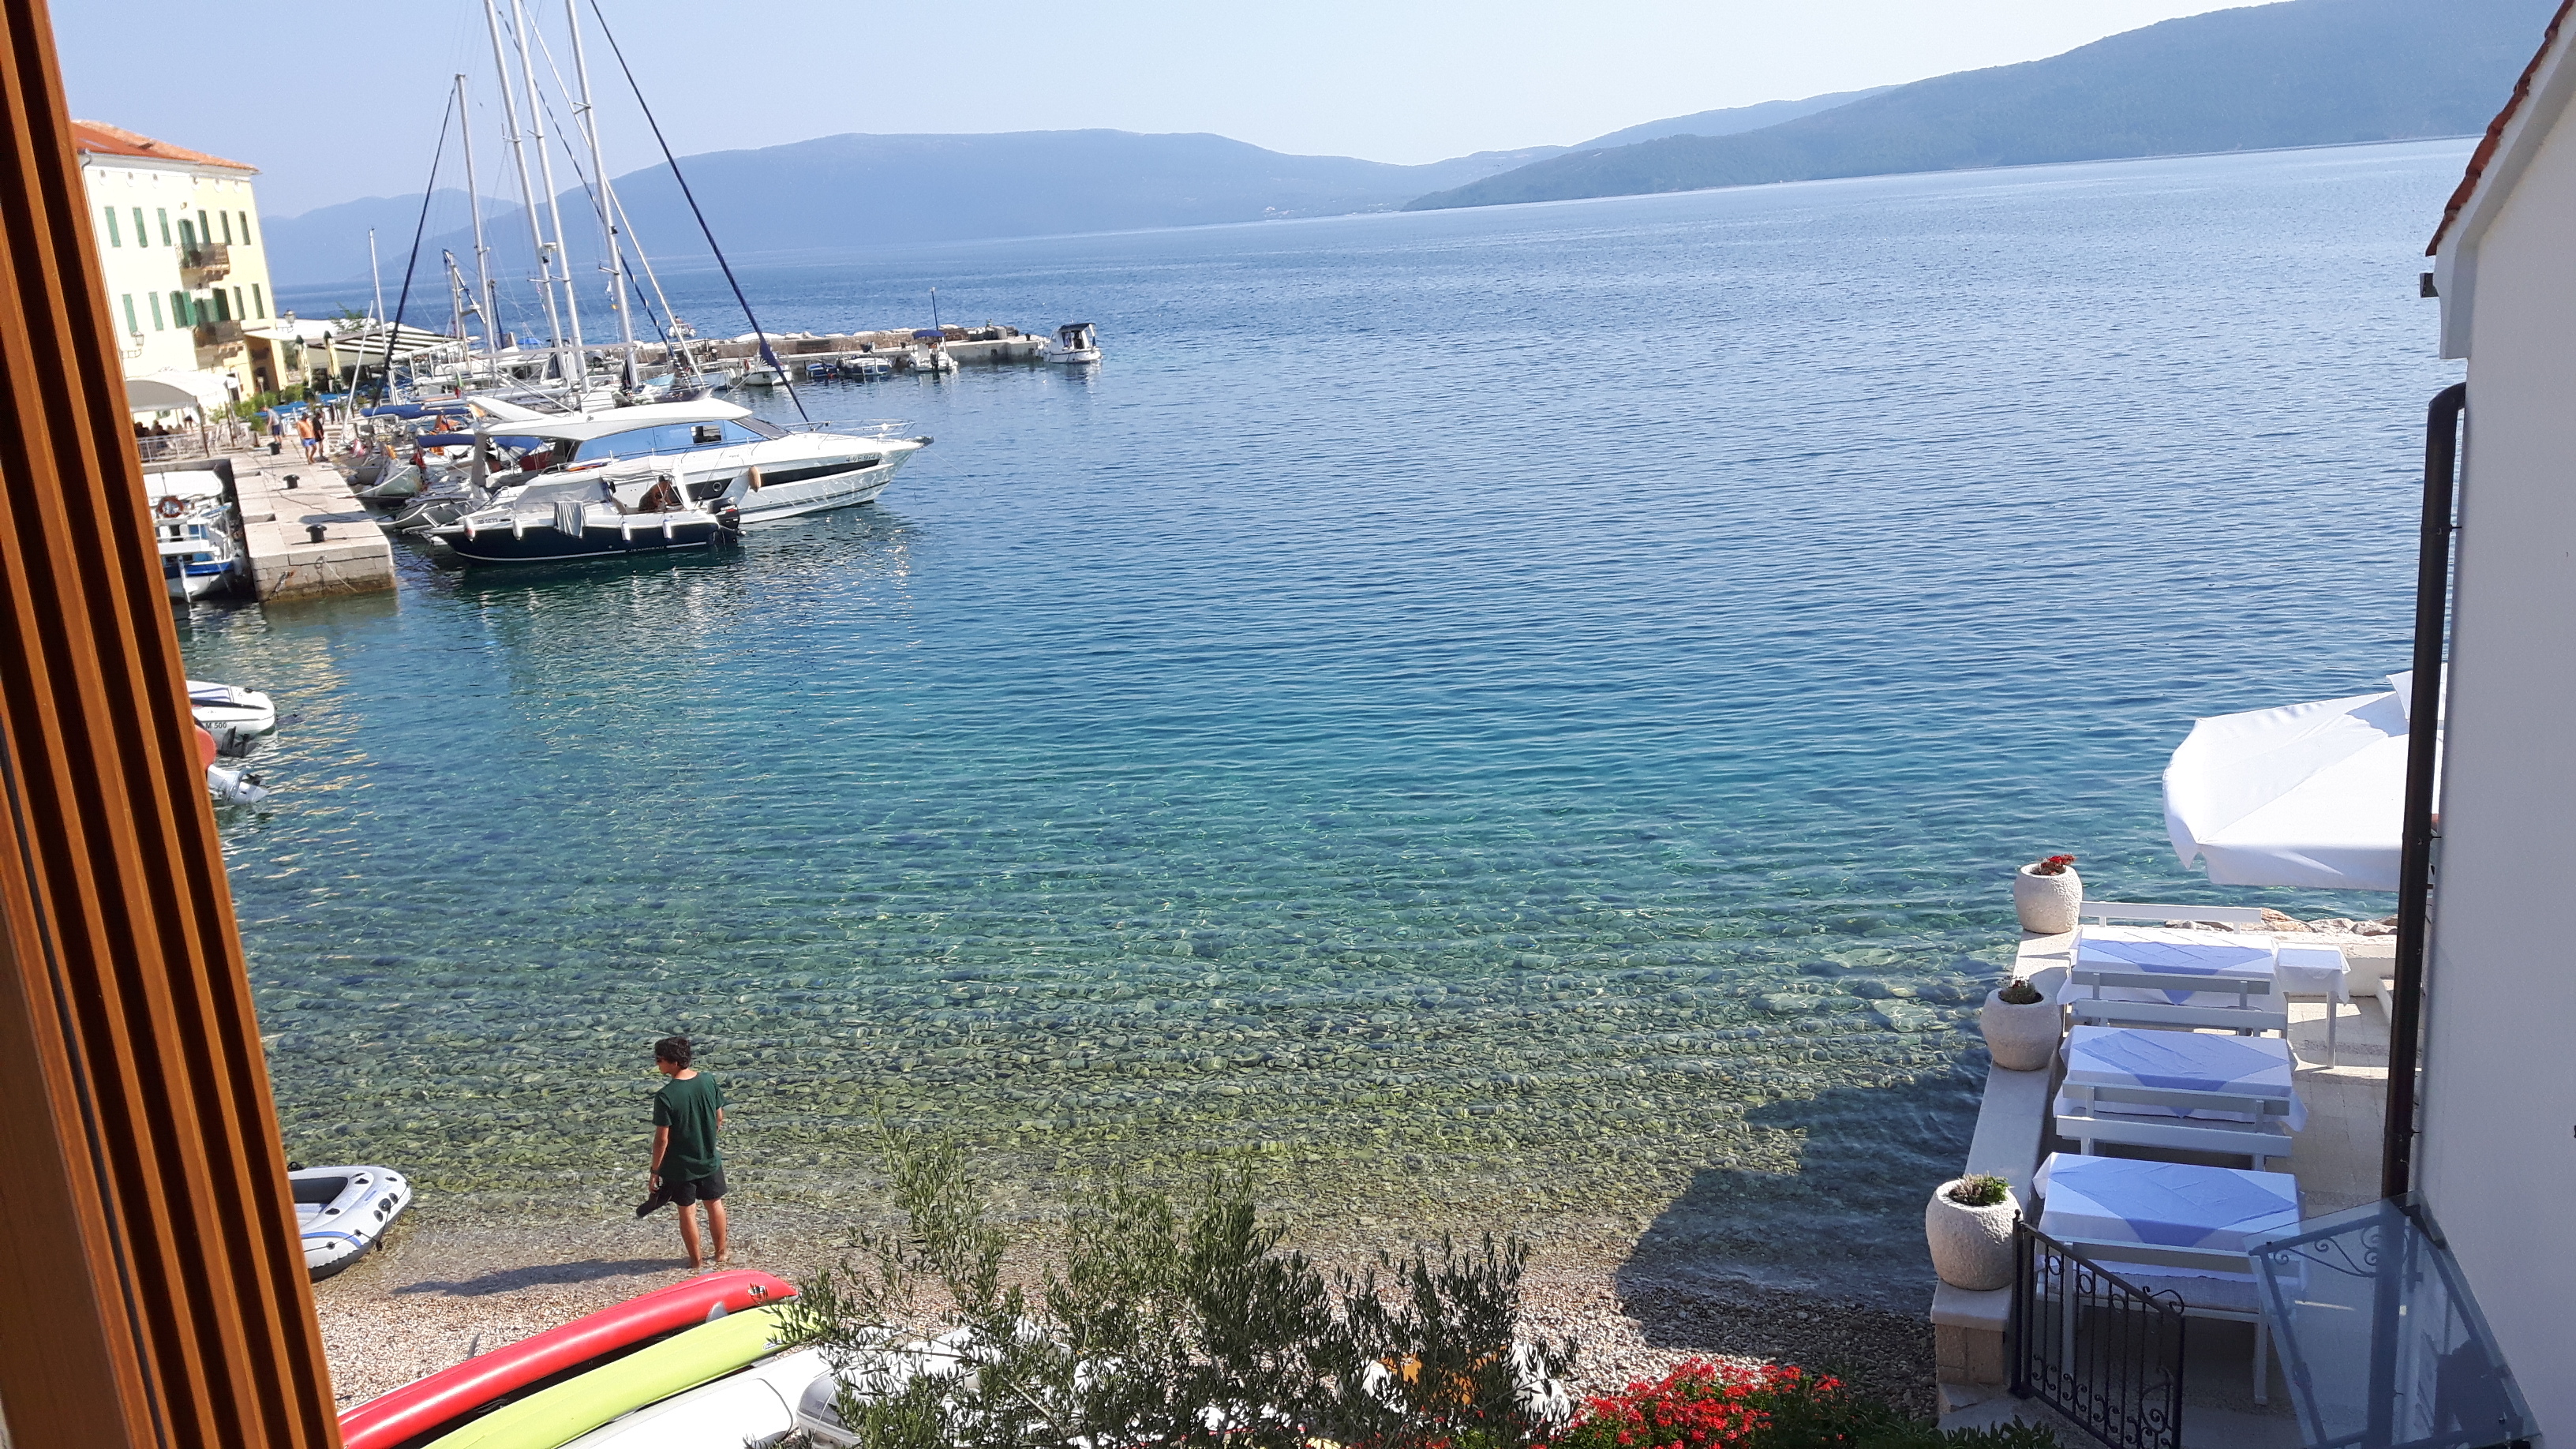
top-left (193, 318), bottom-right (243, 350)
top-left (179, 242), bottom-right (230, 281)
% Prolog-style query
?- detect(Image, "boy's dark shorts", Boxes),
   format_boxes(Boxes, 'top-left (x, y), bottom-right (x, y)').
top-left (667, 1168), bottom-right (727, 1205)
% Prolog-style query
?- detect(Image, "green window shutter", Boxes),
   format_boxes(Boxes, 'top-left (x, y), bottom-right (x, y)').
top-left (122, 295), bottom-right (137, 333)
top-left (103, 206), bottom-right (121, 246)
top-left (231, 286), bottom-right (244, 319)
top-left (133, 207), bottom-right (146, 245)
top-left (149, 293), bottom-right (163, 330)
top-left (218, 212), bottom-right (232, 245)
top-left (198, 212), bottom-right (212, 246)
top-left (177, 219), bottom-right (193, 248)
top-left (156, 208), bottom-right (170, 245)
top-left (252, 283), bottom-right (265, 319)
top-left (238, 211), bottom-right (253, 246)
top-left (171, 291), bottom-right (189, 326)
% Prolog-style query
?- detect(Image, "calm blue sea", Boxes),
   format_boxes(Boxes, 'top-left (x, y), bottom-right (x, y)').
top-left (249, 139), bottom-right (2466, 1301)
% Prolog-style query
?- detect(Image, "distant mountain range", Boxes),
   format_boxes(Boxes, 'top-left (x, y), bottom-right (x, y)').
top-left (263, 0), bottom-right (2550, 294)
top-left (1407, 0), bottom-right (2551, 211)
top-left (260, 85), bottom-right (1901, 290)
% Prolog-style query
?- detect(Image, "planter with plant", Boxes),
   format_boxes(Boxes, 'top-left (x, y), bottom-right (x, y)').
top-left (1981, 976), bottom-right (2060, 1071)
top-left (1926, 1174), bottom-right (2020, 1292)
top-left (2012, 853), bottom-right (2082, 934)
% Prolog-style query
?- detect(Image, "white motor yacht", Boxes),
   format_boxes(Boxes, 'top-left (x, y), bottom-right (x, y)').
top-left (148, 470), bottom-right (241, 599)
top-left (451, 396), bottom-right (930, 530)
top-left (1046, 321), bottom-right (1102, 365)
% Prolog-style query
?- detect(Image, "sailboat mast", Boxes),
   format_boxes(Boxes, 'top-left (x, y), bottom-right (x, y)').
top-left (482, 0), bottom-right (567, 376)
top-left (511, 0), bottom-right (588, 395)
top-left (454, 73), bottom-right (503, 367)
top-left (369, 228), bottom-right (384, 322)
top-left (565, 0), bottom-right (638, 388)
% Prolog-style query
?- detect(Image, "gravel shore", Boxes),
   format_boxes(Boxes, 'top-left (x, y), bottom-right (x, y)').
top-left (314, 1204), bottom-right (1934, 1420)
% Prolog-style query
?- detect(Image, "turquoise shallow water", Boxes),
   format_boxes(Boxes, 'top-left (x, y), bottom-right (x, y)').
top-left (245, 140), bottom-right (2464, 1298)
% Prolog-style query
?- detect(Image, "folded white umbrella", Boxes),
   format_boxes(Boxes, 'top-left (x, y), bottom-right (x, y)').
top-left (2162, 674), bottom-right (2426, 891)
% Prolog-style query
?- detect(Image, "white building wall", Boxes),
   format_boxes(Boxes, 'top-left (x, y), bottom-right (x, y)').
top-left (2421, 97), bottom-right (2576, 1442)
top-left (78, 155), bottom-right (282, 405)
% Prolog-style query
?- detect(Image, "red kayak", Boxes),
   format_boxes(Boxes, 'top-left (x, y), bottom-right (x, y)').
top-left (339, 1270), bottom-right (796, 1449)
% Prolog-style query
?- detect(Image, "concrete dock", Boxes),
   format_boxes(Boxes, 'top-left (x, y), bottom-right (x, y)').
top-left (222, 451), bottom-right (396, 601)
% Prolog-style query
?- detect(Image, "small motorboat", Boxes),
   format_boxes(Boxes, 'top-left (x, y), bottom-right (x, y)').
top-left (189, 679), bottom-right (276, 736)
top-left (908, 330), bottom-right (958, 375)
top-left (1046, 320), bottom-right (1101, 365)
top-left (290, 1164), bottom-right (411, 1279)
top-left (338, 1271), bottom-right (795, 1449)
top-left (736, 363), bottom-right (786, 388)
top-left (149, 471), bottom-right (242, 600)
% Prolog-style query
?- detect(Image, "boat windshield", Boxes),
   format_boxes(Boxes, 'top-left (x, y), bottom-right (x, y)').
top-left (567, 418), bottom-right (777, 463)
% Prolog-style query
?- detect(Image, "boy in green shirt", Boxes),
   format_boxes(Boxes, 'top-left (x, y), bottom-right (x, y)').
top-left (649, 1035), bottom-right (728, 1269)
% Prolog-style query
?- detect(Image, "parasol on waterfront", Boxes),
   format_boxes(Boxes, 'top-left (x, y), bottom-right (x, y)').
top-left (2162, 672), bottom-right (2428, 891)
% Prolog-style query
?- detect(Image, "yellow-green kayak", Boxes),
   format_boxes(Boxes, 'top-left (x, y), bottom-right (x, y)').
top-left (421, 1305), bottom-right (789, 1449)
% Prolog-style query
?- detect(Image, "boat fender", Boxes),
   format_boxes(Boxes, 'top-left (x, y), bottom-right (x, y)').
top-left (155, 496), bottom-right (187, 519)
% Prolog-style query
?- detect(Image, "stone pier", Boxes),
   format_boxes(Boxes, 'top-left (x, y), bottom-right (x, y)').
top-left (225, 449), bottom-right (396, 601)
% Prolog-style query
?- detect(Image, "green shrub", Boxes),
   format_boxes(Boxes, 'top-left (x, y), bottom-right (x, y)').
top-left (775, 1126), bottom-right (1575, 1449)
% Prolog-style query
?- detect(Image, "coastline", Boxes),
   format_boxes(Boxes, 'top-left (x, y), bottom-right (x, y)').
top-left (316, 1205), bottom-right (1938, 1418)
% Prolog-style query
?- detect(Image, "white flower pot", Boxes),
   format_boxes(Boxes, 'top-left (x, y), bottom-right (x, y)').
top-left (1927, 1179), bottom-right (2021, 1290)
top-left (2013, 864), bottom-right (2082, 934)
top-left (1981, 990), bottom-right (2061, 1071)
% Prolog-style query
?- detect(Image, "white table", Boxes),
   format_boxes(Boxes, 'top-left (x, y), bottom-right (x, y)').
top-left (2058, 926), bottom-right (2351, 1063)
top-left (2057, 1023), bottom-right (2304, 1128)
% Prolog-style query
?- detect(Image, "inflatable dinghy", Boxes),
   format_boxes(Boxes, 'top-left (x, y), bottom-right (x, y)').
top-left (290, 1164), bottom-right (411, 1279)
top-left (421, 1306), bottom-right (790, 1449)
top-left (340, 1270), bottom-right (793, 1449)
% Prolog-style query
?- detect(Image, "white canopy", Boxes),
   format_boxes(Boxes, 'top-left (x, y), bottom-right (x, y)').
top-left (2162, 674), bottom-right (2424, 891)
top-left (125, 369), bottom-right (234, 414)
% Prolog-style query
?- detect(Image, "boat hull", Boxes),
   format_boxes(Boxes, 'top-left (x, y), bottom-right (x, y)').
top-left (732, 452), bottom-right (912, 526)
top-left (435, 515), bottom-right (728, 565)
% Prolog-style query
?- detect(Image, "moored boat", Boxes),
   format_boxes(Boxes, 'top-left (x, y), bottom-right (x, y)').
top-left (189, 678), bottom-right (277, 736)
top-left (444, 397), bottom-right (928, 531)
top-left (426, 474), bottom-right (730, 565)
top-left (149, 470), bottom-right (242, 599)
top-left (1046, 320), bottom-right (1101, 365)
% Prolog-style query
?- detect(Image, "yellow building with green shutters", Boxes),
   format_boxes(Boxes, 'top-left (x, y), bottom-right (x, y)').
top-left (74, 120), bottom-right (294, 413)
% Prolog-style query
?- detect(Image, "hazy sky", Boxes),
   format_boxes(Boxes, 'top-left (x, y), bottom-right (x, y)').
top-left (56, 1), bottom-right (2248, 217)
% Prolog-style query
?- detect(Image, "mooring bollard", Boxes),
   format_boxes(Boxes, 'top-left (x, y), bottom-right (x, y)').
top-left (283, 474), bottom-right (299, 490)
top-left (306, 523), bottom-right (327, 544)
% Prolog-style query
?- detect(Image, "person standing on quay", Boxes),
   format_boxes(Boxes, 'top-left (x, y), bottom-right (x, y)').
top-left (649, 1035), bottom-right (728, 1269)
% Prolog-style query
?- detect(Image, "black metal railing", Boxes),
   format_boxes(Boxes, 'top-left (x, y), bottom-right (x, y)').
top-left (2012, 1222), bottom-right (2187, 1449)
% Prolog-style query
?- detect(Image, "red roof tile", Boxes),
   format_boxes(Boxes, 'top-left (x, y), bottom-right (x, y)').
top-left (69, 120), bottom-right (254, 174)
top-left (2428, 0), bottom-right (2576, 256)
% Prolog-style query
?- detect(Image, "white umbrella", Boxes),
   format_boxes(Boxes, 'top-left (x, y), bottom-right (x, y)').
top-left (2162, 673), bottom-right (2425, 891)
